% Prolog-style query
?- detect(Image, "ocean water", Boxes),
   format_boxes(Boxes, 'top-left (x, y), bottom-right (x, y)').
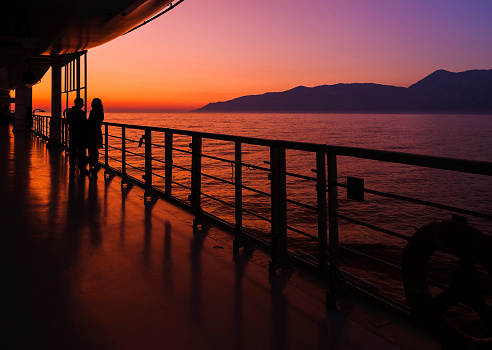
top-left (103, 112), bottom-right (492, 308)
top-left (105, 112), bottom-right (492, 160)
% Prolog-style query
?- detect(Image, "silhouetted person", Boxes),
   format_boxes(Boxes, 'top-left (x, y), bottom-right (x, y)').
top-left (87, 98), bottom-right (104, 176)
top-left (66, 97), bottom-right (88, 174)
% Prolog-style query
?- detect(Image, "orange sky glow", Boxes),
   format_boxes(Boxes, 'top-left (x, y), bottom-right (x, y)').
top-left (32, 0), bottom-right (492, 113)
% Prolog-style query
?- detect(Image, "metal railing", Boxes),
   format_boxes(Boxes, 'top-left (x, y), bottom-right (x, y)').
top-left (31, 117), bottom-right (492, 314)
top-left (32, 114), bottom-right (69, 149)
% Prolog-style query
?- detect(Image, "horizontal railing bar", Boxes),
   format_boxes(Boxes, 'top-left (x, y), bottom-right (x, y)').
top-left (152, 172), bottom-right (165, 180)
top-left (338, 214), bottom-right (409, 241)
top-left (201, 191), bottom-right (236, 209)
top-left (151, 142), bottom-right (166, 149)
top-left (264, 161), bottom-right (316, 181)
top-left (241, 207), bottom-right (272, 223)
top-left (172, 163), bottom-right (192, 173)
top-left (171, 180), bottom-right (191, 190)
top-left (285, 170), bottom-right (317, 181)
top-left (104, 122), bottom-right (147, 130)
top-left (241, 184), bottom-right (270, 198)
top-left (106, 144), bottom-right (121, 151)
top-left (201, 172), bottom-right (235, 186)
top-left (124, 149), bottom-right (145, 158)
top-left (107, 155), bottom-right (122, 163)
top-left (339, 245), bottom-right (402, 271)
top-left (171, 147), bottom-right (192, 155)
top-left (339, 245), bottom-right (449, 291)
top-left (285, 197), bottom-right (317, 211)
top-left (427, 278), bottom-right (450, 291)
top-left (242, 161), bottom-right (270, 172)
top-left (328, 146), bottom-right (492, 176)
top-left (202, 152), bottom-right (234, 164)
top-left (125, 162), bottom-right (145, 172)
top-left (152, 157), bottom-right (165, 165)
top-left (286, 224), bottom-right (317, 240)
top-left (338, 183), bottom-right (492, 221)
top-left (107, 134), bottom-right (122, 140)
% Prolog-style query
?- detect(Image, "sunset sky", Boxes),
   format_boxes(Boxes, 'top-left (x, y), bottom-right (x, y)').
top-left (32, 0), bottom-right (492, 112)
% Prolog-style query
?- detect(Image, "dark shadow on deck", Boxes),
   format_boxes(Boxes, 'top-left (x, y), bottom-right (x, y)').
top-left (0, 126), bottom-right (399, 350)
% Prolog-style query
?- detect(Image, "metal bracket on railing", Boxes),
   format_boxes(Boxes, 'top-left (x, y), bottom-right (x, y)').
top-left (138, 135), bottom-right (145, 147)
top-left (347, 177), bottom-right (364, 202)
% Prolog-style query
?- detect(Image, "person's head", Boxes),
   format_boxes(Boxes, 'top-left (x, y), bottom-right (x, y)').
top-left (74, 97), bottom-right (84, 108)
top-left (91, 98), bottom-right (103, 110)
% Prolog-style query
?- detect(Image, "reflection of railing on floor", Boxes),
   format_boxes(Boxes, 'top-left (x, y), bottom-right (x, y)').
top-left (31, 115), bottom-right (492, 316)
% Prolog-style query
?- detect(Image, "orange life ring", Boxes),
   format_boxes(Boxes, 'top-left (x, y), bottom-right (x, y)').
top-left (402, 220), bottom-right (492, 349)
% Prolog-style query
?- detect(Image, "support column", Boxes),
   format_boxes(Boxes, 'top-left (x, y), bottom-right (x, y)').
top-left (13, 86), bottom-right (32, 132)
top-left (50, 59), bottom-right (62, 146)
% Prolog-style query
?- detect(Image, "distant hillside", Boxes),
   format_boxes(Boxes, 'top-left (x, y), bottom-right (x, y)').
top-left (194, 69), bottom-right (492, 113)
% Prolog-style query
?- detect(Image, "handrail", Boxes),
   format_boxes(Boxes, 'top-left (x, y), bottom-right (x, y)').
top-left (103, 121), bottom-right (492, 175)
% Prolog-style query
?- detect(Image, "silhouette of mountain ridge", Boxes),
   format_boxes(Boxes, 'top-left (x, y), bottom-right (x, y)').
top-left (194, 69), bottom-right (492, 113)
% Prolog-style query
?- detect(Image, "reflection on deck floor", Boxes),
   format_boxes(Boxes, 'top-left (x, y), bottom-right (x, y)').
top-left (1, 125), bottom-right (419, 349)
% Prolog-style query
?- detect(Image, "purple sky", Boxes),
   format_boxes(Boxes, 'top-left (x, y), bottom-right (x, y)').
top-left (34, 0), bottom-right (492, 111)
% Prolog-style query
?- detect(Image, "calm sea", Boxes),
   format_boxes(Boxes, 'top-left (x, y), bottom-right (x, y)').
top-left (104, 112), bottom-right (492, 304)
top-left (105, 112), bottom-right (492, 161)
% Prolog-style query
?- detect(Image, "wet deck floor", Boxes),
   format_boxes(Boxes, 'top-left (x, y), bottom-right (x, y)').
top-left (0, 125), bottom-right (427, 349)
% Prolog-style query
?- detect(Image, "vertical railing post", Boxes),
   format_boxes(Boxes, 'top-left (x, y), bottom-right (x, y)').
top-left (60, 117), bottom-right (64, 148)
top-left (121, 126), bottom-right (128, 188)
top-left (165, 131), bottom-right (173, 199)
top-left (190, 135), bottom-right (202, 228)
top-left (316, 150), bottom-right (328, 278)
top-left (269, 144), bottom-right (287, 275)
top-left (233, 141), bottom-right (243, 253)
top-left (121, 126), bottom-right (126, 176)
top-left (61, 118), bottom-right (66, 150)
top-left (144, 128), bottom-right (154, 201)
top-left (65, 118), bottom-right (69, 150)
top-left (104, 124), bottom-right (109, 174)
top-left (327, 153), bottom-right (340, 308)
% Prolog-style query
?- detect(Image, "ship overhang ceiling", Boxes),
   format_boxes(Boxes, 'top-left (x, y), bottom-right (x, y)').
top-left (0, 0), bottom-right (174, 91)
top-left (1, 0), bottom-right (174, 55)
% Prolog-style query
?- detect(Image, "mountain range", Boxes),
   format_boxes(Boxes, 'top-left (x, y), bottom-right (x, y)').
top-left (194, 69), bottom-right (492, 113)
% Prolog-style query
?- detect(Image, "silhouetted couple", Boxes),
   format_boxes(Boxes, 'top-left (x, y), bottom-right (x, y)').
top-left (66, 97), bottom-right (104, 176)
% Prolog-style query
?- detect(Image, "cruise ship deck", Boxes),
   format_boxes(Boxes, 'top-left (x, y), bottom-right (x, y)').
top-left (0, 124), bottom-right (439, 349)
